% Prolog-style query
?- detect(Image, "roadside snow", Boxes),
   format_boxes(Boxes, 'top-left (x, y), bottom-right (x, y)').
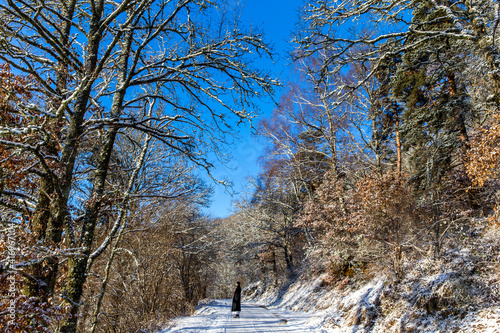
top-left (245, 270), bottom-right (499, 332)
top-left (158, 299), bottom-right (330, 333)
top-left (248, 276), bottom-right (387, 332)
top-left (460, 307), bottom-right (500, 333)
top-left (158, 300), bottom-right (227, 333)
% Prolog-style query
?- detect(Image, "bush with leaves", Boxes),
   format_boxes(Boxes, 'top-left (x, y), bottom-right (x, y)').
top-left (299, 171), bottom-right (423, 281)
top-left (467, 114), bottom-right (500, 224)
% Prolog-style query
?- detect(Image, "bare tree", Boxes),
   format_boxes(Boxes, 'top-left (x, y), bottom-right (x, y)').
top-left (0, 0), bottom-right (277, 331)
top-left (234, 163), bottom-right (305, 282)
top-left (294, 0), bottom-right (500, 107)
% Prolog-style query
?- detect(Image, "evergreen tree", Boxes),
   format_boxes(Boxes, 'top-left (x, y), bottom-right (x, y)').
top-left (392, 0), bottom-right (475, 255)
top-left (392, 0), bottom-right (472, 193)
top-left (370, 50), bottom-right (404, 175)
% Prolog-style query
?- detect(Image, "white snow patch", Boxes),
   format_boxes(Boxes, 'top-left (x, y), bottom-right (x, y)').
top-left (158, 300), bottom-right (230, 333)
top-left (460, 306), bottom-right (500, 333)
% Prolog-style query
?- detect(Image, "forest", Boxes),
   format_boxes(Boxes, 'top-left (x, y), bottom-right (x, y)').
top-left (0, 0), bottom-right (499, 332)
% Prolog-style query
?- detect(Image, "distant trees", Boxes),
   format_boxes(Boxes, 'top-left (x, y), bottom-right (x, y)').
top-left (0, 0), bottom-right (276, 331)
top-left (235, 161), bottom-right (304, 282)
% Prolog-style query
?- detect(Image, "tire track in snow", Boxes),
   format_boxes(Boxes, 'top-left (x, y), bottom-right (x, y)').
top-left (160, 299), bottom-right (318, 333)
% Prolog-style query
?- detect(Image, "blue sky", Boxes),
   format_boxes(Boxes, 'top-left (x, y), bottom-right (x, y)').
top-left (204, 0), bottom-right (304, 218)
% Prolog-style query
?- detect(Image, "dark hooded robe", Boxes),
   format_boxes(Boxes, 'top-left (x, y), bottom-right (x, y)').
top-left (231, 283), bottom-right (241, 312)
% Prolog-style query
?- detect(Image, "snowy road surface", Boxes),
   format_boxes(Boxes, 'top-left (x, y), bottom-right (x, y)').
top-left (159, 299), bottom-right (327, 333)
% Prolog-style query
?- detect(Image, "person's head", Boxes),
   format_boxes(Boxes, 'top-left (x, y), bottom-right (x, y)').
top-left (236, 281), bottom-right (240, 286)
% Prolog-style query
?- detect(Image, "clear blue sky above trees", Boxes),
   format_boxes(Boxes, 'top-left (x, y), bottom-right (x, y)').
top-left (204, 0), bottom-right (304, 218)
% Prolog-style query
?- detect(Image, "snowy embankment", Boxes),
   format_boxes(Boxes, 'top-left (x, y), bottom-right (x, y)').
top-left (245, 275), bottom-right (387, 332)
top-left (244, 225), bottom-right (500, 332)
top-left (246, 273), bottom-right (499, 332)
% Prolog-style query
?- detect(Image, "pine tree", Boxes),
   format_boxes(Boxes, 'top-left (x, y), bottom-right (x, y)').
top-left (392, 0), bottom-right (472, 193)
top-left (391, 0), bottom-right (475, 256)
top-left (370, 50), bottom-right (404, 175)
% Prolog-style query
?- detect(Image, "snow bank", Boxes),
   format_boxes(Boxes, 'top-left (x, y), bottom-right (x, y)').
top-left (244, 225), bottom-right (500, 332)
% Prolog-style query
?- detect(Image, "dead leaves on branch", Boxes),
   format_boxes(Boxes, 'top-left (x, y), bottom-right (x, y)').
top-left (299, 171), bottom-right (421, 279)
top-left (467, 114), bottom-right (500, 188)
top-left (0, 64), bottom-right (64, 194)
top-left (0, 221), bottom-right (72, 332)
top-left (467, 113), bottom-right (500, 225)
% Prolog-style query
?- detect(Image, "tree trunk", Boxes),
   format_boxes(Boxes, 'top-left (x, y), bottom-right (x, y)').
top-left (24, 0), bottom-right (78, 301)
top-left (271, 247), bottom-right (278, 286)
top-left (395, 116), bottom-right (402, 177)
top-left (60, 7), bottom-right (132, 329)
top-left (60, 126), bottom-right (119, 333)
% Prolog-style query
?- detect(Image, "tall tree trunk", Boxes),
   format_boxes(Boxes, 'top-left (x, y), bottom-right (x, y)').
top-left (283, 216), bottom-right (294, 277)
top-left (283, 245), bottom-right (293, 277)
top-left (447, 73), bottom-right (469, 150)
top-left (60, 128), bottom-right (117, 333)
top-left (60, 17), bottom-right (133, 330)
top-left (395, 117), bottom-right (402, 177)
top-left (271, 247), bottom-right (278, 286)
top-left (25, 0), bottom-right (78, 301)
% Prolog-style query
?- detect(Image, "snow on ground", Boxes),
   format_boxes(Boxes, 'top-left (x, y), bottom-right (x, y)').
top-left (242, 224), bottom-right (500, 332)
top-left (159, 273), bottom-right (499, 333)
top-left (246, 276), bottom-right (387, 332)
top-left (158, 299), bottom-right (329, 333)
top-left (246, 273), bottom-right (500, 333)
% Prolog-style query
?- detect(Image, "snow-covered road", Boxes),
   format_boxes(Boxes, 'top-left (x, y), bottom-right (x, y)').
top-left (159, 299), bottom-right (327, 333)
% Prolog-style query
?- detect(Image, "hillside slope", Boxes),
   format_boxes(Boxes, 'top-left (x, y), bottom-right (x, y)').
top-left (245, 224), bottom-right (500, 332)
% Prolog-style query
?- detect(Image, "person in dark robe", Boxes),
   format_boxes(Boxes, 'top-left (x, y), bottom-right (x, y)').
top-left (231, 281), bottom-right (241, 318)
